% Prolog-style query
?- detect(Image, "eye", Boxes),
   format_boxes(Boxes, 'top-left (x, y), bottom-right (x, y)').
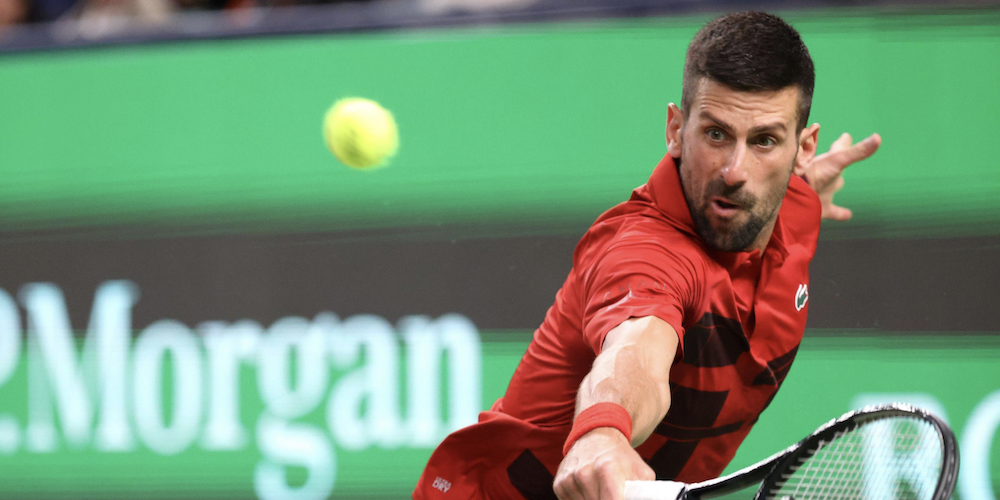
top-left (756, 136), bottom-right (777, 147)
top-left (707, 129), bottom-right (726, 141)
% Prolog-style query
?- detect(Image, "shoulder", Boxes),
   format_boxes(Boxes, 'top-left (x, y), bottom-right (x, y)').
top-left (606, 221), bottom-right (704, 269)
top-left (579, 213), bottom-right (709, 292)
top-left (581, 199), bottom-right (704, 254)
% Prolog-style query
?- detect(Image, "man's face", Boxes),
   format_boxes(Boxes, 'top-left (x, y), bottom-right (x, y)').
top-left (667, 79), bottom-right (808, 252)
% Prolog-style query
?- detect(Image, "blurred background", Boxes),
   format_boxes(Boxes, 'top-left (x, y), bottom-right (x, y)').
top-left (1, 0), bottom-right (999, 498)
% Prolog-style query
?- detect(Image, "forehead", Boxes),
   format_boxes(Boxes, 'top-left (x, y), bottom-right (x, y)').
top-left (689, 78), bottom-right (799, 129)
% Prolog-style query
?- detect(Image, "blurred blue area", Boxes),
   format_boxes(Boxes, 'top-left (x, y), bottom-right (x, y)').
top-left (3, 0), bottom-right (1000, 50)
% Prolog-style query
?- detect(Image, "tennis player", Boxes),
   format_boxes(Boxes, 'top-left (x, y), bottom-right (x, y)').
top-left (414, 11), bottom-right (881, 500)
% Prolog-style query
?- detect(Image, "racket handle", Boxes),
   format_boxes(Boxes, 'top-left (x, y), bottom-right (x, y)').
top-left (623, 480), bottom-right (687, 500)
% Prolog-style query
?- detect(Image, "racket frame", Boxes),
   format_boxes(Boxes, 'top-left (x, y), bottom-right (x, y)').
top-left (676, 403), bottom-right (959, 500)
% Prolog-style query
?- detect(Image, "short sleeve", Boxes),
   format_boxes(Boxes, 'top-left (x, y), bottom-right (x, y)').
top-left (581, 241), bottom-right (698, 357)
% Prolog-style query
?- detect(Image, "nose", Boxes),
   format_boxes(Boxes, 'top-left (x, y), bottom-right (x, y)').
top-left (721, 143), bottom-right (750, 186)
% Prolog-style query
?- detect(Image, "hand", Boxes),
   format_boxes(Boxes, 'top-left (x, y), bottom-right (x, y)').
top-left (554, 428), bottom-right (655, 500)
top-left (803, 132), bottom-right (882, 221)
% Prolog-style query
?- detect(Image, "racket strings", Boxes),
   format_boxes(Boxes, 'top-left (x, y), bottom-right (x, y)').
top-left (767, 416), bottom-right (944, 500)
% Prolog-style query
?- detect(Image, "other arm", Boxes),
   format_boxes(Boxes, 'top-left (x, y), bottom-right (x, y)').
top-left (801, 129), bottom-right (882, 221)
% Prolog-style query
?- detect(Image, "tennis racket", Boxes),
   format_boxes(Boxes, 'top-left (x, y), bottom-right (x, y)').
top-left (623, 403), bottom-right (959, 500)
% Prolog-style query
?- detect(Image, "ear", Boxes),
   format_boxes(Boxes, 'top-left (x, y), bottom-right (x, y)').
top-left (793, 122), bottom-right (820, 176)
top-left (666, 103), bottom-right (684, 158)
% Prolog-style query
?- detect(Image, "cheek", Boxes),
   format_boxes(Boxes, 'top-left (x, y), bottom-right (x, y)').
top-left (679, 163), bottom-right (706, 203)
top-left (756, 149), bottom-right (796, 182)
top-left (684, 142), bottom-right (727, 178)
top-left (740, 156), bottom-right (786, 202)
top-left (758, 157), bottom-right (795, 198)
top-left (685, 138), bottom-right (716, 160)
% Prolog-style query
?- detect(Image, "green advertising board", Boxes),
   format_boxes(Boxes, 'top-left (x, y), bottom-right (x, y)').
top-left (0, 10), bottom-right (998, 241)
top-left (0, 283), bottom-right (998, 498)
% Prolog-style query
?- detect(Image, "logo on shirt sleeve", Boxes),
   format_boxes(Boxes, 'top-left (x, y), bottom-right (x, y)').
top-left (795, 284), bottom-right (809, 311)
top-left (432, 476), bottom-right (452, 493)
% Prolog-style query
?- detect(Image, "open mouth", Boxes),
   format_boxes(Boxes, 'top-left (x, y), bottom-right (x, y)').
top-left (710, 197), bottom-right (742, 217)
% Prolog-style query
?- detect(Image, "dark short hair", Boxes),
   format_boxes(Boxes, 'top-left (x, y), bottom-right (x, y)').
top-left (681, 11), bottom-right (815, 130)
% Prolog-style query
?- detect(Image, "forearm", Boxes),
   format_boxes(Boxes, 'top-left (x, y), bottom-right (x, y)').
top-left (575, 316), bottom-right (676, 446)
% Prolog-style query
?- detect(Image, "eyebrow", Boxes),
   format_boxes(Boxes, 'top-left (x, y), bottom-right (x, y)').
top-left (702, 111), bottom-right (787, 135)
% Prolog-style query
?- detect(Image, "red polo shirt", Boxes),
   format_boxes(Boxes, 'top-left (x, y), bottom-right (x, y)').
top-left (414, 154), bottom-right (821, 500)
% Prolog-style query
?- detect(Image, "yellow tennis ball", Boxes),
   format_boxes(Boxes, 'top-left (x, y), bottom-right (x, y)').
top-left (322, 98), bottom-right (399, 170)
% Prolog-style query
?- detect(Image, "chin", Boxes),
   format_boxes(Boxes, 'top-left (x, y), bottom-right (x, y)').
top-left (708, 214), bottom-right (745, 234)
top-left (706, 223), bottom-right (757, 252)
top-left (706, 238), bottom-right (743, 253)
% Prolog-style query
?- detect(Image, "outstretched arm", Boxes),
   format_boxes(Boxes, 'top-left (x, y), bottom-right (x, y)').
top-left (554, 316), bottom-right (679, 500)
top-left (801, 131), bottom-right (882, 221)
